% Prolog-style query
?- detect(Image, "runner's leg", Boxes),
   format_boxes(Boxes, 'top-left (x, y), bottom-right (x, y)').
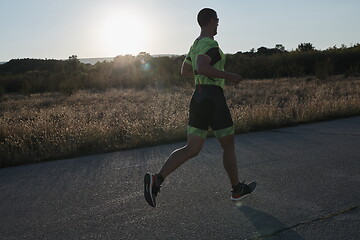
top-left (158, 134), bottom-right (205, 179)
top-left (218, 134), bottom-right (239, 186)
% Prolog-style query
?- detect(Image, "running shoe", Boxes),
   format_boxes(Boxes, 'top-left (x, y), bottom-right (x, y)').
top-left (231, 181), bottom-right (257, 201)
top-left (144, 173), bottom-right (161, 207)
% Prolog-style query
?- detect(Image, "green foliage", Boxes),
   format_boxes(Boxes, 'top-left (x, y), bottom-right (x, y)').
top-left (0, 44), bottom-right (360, 94)
top-left (227, 44), bottom-right (360, 79)
top-left (297, 42), bottom-right (315, 52)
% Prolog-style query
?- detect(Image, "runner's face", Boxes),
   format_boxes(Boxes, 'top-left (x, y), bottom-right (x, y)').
top-left (212, 16), bottom-right (219, 36)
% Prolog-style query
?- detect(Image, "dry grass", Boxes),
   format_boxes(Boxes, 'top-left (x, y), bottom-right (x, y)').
top-left (1, 76), bottom-right (359, 167)
top-left (227, 76), bottom-right (360, 132)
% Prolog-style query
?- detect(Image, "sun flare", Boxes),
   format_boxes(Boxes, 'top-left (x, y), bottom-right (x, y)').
top-left (100, 11), bottom-right (150, 56)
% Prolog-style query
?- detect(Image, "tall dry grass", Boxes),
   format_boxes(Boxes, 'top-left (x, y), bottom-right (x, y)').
top-left (227, 76), bottom-right (360, 132)
top-left (1, 76), bottom-right (359, 167)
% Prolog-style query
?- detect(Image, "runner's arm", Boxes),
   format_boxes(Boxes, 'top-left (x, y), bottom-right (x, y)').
top-left (181, 61), bottom-right (194, 79)
top-left (197, 55), bottom-right (241, 84)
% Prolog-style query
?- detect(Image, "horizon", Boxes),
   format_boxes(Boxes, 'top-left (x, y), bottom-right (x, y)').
top-left (1, 0), bottom-right (360, 62)
top-left (1, 42), bottom-right (359, 65)
top-left (1, 42), bottom-right (358, 62)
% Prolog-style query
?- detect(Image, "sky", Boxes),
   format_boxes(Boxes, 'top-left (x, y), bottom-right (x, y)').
top-left (1, 0), bottom-right (359, 62)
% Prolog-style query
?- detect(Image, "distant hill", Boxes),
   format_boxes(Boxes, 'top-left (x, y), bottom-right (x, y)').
top-left (152, 54), bottom-right (180, 58)
top-left (0, 59), bottom-right (60, 74)
top-left (0, 55), bottom-right (181, 66)
top-left (79, 57), bottom-right (114, 65)
top-left (0, 58), bottom-right (115, 66)
top-left (78, 55), bottom-right (180, 65)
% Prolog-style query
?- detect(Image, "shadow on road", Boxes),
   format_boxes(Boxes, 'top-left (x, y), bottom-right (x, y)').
top-left (236, 204), bottom-right (305, 240)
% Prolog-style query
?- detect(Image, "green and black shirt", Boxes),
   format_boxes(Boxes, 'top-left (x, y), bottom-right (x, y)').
top-left (185, 37), bottom-right (226, 89)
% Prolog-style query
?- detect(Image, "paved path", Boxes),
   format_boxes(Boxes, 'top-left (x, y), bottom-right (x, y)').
top-left (1, 117), bottom-right (359, 239)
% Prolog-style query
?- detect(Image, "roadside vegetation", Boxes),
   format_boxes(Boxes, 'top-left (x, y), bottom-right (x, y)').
top-left (0, 43), bottom-right (360, 167)
top-left (1, 76), bottom-right (359, 167)
top-left (1, 43), bottom-right (359, 95)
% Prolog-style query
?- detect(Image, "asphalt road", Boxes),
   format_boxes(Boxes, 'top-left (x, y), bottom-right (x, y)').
top-left (1, 117), bottom-right (359, 240)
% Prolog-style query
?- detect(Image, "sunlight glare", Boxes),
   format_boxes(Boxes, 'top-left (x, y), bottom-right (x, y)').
top-left (100, 11), bottom-right (150, 56)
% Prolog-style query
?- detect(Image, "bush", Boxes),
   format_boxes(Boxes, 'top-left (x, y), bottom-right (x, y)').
top-left (1, 45), bottom-right (360, 94)
top-left (0, 86), bottom-right (4, 101)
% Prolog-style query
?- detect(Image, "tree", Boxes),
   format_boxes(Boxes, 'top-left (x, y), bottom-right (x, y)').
top-left (257, 46), bottom-right (285, 55)
top-left (297, 43), bottom-right (315, 52)
top-left (257, 46), bottom-right (270, 55)
top-left (275, 44), bottom-right (286, 52)
top-left (69, 55), bottom-right (78, 61)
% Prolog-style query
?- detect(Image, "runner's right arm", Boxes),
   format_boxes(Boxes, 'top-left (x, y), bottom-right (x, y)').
top-left (197, 55), bottom-right (241, 84)
top-left (181, 61), bottom-right (194, 79)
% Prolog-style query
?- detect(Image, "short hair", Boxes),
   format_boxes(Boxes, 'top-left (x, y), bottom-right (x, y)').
top-left (197, 8), bottom-right (217, 27)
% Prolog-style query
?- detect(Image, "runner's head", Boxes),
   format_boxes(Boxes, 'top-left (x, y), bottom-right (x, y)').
top-left (197, 8), bottom-right (219, 35)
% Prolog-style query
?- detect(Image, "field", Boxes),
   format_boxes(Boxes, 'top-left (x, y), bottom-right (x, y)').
top-left (1, 76), bottom-right (359, 167)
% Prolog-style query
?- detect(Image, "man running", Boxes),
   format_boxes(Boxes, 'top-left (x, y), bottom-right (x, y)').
top-left (144, 8), bottom-right (256, 207)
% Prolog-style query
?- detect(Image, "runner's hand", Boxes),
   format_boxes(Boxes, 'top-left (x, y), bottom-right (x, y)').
top-left (227, 73), bottom-right (242, 84)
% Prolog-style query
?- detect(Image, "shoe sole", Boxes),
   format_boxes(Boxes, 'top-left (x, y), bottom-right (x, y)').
top-left (144, 173), bottom-right (156, 207)
top-left (231, 182), bottom-right (257, 201)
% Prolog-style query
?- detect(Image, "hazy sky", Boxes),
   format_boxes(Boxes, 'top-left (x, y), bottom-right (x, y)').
top-left (1, 0), bottom-right (359, 61)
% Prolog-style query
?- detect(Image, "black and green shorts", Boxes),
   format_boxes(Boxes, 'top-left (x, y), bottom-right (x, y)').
top-left (187, 85), bottom-right (235, 139)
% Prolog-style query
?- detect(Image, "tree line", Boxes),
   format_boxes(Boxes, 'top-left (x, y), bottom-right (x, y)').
top-left (227, 43), bottom-right (360, 80)
top-left (0, 43), bottom-right (359, 96)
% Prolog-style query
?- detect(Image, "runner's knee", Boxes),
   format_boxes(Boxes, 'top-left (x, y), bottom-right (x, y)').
top-left (185, 144), bottom-right (202, 158)
top-left (219, 135), bottom-right (235, 152)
